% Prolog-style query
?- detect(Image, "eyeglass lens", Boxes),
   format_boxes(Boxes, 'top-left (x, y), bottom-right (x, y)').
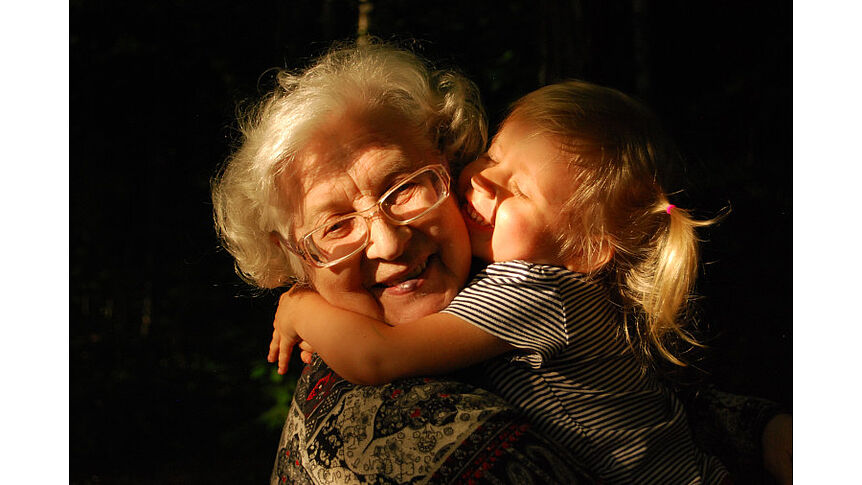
top-left (304, 167), bottom-right (448, 265)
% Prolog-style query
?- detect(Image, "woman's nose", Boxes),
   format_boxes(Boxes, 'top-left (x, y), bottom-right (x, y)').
top-left (364, 217), bottom-right (412, 261)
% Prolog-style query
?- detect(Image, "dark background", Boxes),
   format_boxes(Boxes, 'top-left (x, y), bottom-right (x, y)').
top-left (71, 1), bottom-right (791, 483)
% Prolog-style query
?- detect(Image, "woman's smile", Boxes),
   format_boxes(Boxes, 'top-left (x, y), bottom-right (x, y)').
top-left (371, 254), bottom-right (432, 295)
top-left (461, 200), bottom-right (493, 229)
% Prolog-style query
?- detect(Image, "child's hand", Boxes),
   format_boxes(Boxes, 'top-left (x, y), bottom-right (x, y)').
top-left (266, 327), bottom-right (316, 373)
top-left (266, 286), bottom-right (319, 374)
top-left (267, 325), bottom-right (296, 375)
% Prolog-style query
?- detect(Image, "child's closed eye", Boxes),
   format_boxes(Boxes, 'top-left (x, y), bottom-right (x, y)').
top-left (511, 183), bottom-right (529, 199)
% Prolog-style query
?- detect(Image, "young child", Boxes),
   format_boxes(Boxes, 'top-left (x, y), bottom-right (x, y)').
top-left (270, 80), bottom-right (729, 484)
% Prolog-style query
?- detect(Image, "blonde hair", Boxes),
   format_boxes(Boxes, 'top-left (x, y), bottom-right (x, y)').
top-left (211, 41), bottom-right (487, 288)
top-left (507, 80), bottom-right (720, 368)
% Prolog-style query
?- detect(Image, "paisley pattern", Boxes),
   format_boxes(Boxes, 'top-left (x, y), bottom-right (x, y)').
top-left (271, 355), bottom-right (596, 484)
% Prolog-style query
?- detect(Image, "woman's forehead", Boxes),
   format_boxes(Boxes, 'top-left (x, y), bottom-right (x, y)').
top-left (303, 150), bottom-right (416, 199)
top-left (305, 106), bottom-right (431, 166)
top-left (281, 107), bottom-right (441, 226)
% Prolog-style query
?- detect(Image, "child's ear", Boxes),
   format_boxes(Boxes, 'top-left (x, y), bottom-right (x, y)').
top-left (589, 243), bottom-right (614, 271)
top-left (567, 241), bottom-right (614, 274)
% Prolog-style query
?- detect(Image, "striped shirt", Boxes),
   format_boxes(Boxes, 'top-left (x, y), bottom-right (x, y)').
top-left (442, 261), bottom-right (728, 484)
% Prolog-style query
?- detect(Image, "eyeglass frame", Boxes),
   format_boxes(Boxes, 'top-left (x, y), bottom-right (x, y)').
top-left (279, 163), bottom-right (452, 268)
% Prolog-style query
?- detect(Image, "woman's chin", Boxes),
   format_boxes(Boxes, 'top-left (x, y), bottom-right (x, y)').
top-left (378, 259), bottom-right (460, 324)
top-left (383, 293), bottom-right (452, 326)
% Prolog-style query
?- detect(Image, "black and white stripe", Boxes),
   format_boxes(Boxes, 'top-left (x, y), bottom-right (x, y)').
top-left (442, 261), bottom-right (728, 484)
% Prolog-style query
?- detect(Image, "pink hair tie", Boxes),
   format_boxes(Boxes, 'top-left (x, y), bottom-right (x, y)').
top-left (665, 204), bottom-right (676, 214)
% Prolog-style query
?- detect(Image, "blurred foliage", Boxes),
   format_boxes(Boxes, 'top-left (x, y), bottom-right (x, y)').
top-left (251, 362), bottom-right (297, 431)
top-left (71, 0), bottom-right (790, 483)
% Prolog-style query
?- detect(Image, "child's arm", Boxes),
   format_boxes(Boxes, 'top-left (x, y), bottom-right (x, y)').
top-left (274, 287), bottom-right (513, 385)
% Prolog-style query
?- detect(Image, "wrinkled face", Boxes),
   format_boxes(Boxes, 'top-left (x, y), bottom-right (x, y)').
top-left (457, 119), bottom-right (573, 267)
top-left (283, 109), bottom-right (472, 325)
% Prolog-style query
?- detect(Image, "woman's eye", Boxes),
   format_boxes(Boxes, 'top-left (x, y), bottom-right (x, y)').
top-left (389, 182), bottom-right (420, 205)
top-left (321, 218), bottom-right (355, 239)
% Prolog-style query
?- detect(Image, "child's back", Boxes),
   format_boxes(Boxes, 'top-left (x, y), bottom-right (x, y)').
top-left (445, 260), bottom-right (727, 483)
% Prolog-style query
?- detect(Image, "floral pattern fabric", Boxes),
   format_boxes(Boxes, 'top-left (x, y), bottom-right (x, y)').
top-left (271, 355), bottom-right (596, 484)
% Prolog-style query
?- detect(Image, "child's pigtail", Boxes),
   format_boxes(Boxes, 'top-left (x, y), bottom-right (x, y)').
top-left (620, 201), bottom-right (717, 368)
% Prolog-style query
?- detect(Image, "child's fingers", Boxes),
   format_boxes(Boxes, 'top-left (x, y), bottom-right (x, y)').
top-left (267, 328), bottom-right (281, 363)
top-left (298, 340), bottom-right (315, 353)
top-left (278, 339), bottom-right (293, 375)
top-left (298, 340), bottom-right (315, 364)
top-left (300, 350), bottom-right (313, 364)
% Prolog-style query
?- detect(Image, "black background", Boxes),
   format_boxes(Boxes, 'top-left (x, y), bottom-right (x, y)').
top-left (70, 1), bottom-right (791, 483)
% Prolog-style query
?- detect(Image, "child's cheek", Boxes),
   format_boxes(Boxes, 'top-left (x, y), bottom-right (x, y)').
top-left (491, 209), bottom-right (540, 261)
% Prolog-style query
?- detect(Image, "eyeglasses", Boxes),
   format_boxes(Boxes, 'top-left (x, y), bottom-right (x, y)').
top-left (286, 164), bottom-right (451, 268)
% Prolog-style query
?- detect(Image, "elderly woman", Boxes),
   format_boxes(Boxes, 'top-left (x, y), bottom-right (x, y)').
top-left (212, 42), bottom-right (791, 484)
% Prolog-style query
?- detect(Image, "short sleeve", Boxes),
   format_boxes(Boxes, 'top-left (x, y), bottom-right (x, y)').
top-left (442, 261), bottom-right (569, 368)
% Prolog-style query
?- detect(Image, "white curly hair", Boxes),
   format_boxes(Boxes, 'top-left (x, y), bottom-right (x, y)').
top-left (211, 42), bottom-right (487, 288)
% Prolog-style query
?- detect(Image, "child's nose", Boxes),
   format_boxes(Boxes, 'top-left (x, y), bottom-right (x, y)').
top-left (470, 170), bottom-right (498, 198)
